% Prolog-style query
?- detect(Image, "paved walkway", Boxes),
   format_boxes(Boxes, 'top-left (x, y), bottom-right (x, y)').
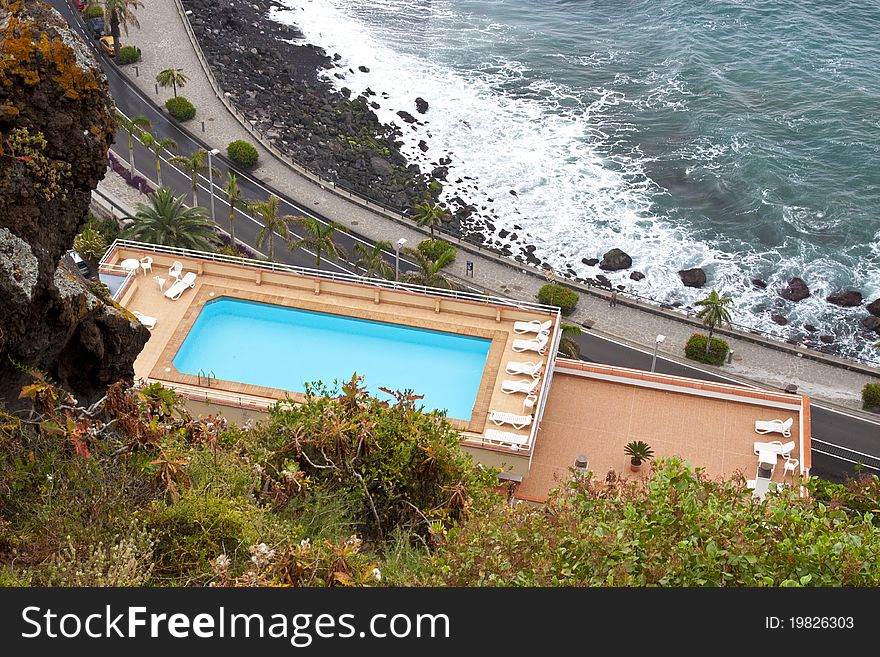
top-left (118, 0), bottom-right (878, 412)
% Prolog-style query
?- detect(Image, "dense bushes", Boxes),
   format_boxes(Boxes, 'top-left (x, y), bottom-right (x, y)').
top-left (417, 239), bottom-right (456, 263)
top-left (226, 139), bottom-right (259, 168)
top-left (537, 283), bottom-right (578, 315)
top-left (117, 45), bottom-right (141, 65)
top-left (165, 96), bottom-right (196, 121)
top-left (863, 383), bottom-right (880, 411)
top-left (83, 4), bottom-right (104, 18)
top-left (684, 333), bottom-right (729, 365)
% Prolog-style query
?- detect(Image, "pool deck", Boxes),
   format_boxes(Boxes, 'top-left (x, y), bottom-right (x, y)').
top-left (106, 244), bottom-right (560, 454)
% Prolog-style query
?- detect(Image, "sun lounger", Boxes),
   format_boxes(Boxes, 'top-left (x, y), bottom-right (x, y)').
top-left (753, 440), bottom-right (796, 458)
top-left (511, 333), bottom-right (548, 354)
top-left (501, 378), bottom-right (540, 395)
top-left (488, 410), bottom-right (533, 430)
top-left (513, 319), bottom-right (552, 335)
top-left (132, 311), bottom-right (157, 330)
top-left (164, 271), bottom-right (197, 300)
top-left (505, 360), bottom-right (543, 379)
top-left (755, 417), bottom-right (793, 437)
top-left (484, 429), bottom-right (530, 450)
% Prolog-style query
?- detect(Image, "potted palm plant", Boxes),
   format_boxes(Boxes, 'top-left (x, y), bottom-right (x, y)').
top-left (624, 440), bottom-right (654, 472)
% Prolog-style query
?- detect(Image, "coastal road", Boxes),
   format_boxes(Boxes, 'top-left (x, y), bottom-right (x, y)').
top-left (51, 0), bottom-right (879, 481)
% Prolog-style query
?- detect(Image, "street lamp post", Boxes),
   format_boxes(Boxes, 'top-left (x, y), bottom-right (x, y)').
top-left (207, 148), bottom-right (220, 223)
top-left (394, 238), bottom-right (407, 281)
top-left (651, 334), bottom-right (666, 373)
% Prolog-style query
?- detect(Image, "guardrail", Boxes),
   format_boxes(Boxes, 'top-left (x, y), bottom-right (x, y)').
top-left (168, 0), bottom-right (880, 375)
top-left (811, 438), bottom-right (880, 472)
top-left (103, 239), bottom-right (562, 315)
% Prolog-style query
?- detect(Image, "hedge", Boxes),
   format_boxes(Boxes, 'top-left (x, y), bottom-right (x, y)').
top-left (83, 5), bottom-right (104, 18)
top-left (166, 96), bottom-right (196, 121)
top-left (863, 383), bottom-right (880, 412)
top-left (537, 283), bottom-right (578, 315)
top-left (684, 333), bottom-right (729, 366)
top-left (418, 239), bottom-right (456, 263)
top-left (118, 46), bottom-right (141, 65)
top-left (226, 140), bottom-right (259, 169)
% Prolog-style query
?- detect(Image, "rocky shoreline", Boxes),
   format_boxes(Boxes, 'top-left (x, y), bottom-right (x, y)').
top-left (181, 0), bottom-right (440, 213)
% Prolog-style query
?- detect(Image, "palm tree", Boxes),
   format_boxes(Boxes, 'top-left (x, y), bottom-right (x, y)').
top-left (354, 240), bottom-right (394, 279)
top-left (116, 111), bottom-right (151, 176)
top-left (412, 201), bottom-right (450, 246)
top-left (401, 247), bottom-right (454, 289)
top-left (289, 217), bottom-right (348, 268)
top-left (91, 0), bottom-right (143, 59)
top-left (223, 173), bottom-right (248, 247)
top-left (121, 187), bottom-right (216, 250)
top-left (155, 68), bottom-right (188, 98)
top-left (558, 323), bottom-right (582, 359)
top-left (249, 195), bottom-right (297, 261)
top-left (694, 288), bottom-right (733, 354)
top-left (139, 132), bottom-right (177, 187)
top-left (170, 149), bottom-right (216, 207)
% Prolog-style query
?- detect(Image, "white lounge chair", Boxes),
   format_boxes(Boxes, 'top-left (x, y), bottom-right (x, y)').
top-left (511, 333), bottom-right (548, 354)
top-left (489, 410), bottom-right (533, 430)
top-left (755, 417), bottom-right (793, 437)
top-left (168, 261), bottom-right (183, 280)
top-left (484, 429), bottom-right (529, 450)
top-left (501, 378), bottom-right (540, 395)
top-left (164, 271), bottom-right (197, 300)
top-left (132, 311), bottom-right (157, 330)
top-left (505, 360), bottom-right (543, 379)
top-left (753, 440), bottom-right (796, 458)
top-left (513, 319), bottom-right (552, 335)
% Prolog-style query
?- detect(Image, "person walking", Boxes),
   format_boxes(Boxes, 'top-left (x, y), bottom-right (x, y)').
top-left (610, 290), bottom-right (618, 307)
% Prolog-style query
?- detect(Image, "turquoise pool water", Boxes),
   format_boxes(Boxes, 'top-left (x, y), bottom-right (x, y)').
top-left (172, 298), bottom-right (492, 419)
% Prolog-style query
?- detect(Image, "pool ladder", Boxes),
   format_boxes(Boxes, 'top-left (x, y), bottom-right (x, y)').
top-left (197, 368), bottom-right (216, 387)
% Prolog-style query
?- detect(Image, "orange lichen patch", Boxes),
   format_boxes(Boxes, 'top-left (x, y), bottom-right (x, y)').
top-left (0, 14), bottom-right (100, 100)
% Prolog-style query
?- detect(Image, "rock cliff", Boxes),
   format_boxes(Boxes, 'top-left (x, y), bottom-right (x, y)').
top-left (0, 0), bottom-right (147, 406)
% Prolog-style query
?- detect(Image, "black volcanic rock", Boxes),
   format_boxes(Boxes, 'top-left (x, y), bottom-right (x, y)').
top-left (396, 110), bottom-right (417, 124)
top-left (771, 314), bottom-right (789, 326)
top-left (861, 316), bottom-right (880, 333)
top-left (599, 248), bottom-right (632, 271)
top-left (629, 271), bottom-right (645, 281)
top-left (826, 290), bottom-right (863, 307)
top-left (751, 278), bottom-right (768, 289)
top-left (415, 97), bottom-right (429, 114)
top-left (819, 335), bottom-right (834, 344)
top-left (779, 277), bottom-right (811, 302)
top-left (678, 267), bottom-right (707, 288)
top-left (866, 298), bottom-right (880, 317)
top-left (0, 1), bottom-right (148, 406)
top-left (582, 258), bottom-right (599, 266)
top-left (804, 324), bottom-right (818, 332)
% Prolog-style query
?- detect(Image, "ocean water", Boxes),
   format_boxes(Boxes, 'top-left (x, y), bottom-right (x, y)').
top-left (271, 0), bottom-right (880, 363)
top-left (173, 298), bottom-right (491, 419)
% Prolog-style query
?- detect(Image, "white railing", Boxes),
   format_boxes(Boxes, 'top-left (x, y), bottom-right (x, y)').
top-left (103, 239), bottom-right (562, 315)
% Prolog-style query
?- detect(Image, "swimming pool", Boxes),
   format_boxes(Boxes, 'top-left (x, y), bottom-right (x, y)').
top-left (172, 298), bottom-right (492, 419)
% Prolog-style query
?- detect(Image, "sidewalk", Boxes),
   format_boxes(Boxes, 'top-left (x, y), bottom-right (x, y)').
top-left (119, 0), bottom-right (877, 411)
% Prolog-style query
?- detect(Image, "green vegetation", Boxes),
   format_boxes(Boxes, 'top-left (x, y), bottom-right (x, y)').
top-left (226, 139), bottom-right (259, 169)
top-left (156, 68), bottom-right (188, 98)
top-left (427, 459), bottom-right (880, 586)
top-left (2, 127), bottom-right (72, 201)
top-left (165, 96), bottom-right (196, 122)
top-left (412, 201), bottom-right (450, 246)
top-left (624, 440), bottom-right (654, 468)
top-left (73, 228), bottom-right (108, 265)
top-left (170, 149), bottom-right (215, 207)
top-left (694, 288), bottom-right (733, 354)
top-left (117, 45), bottom-right (141, 65)
top-left (121, 187), bottom-right (217, 251)
top-left (249, 195), bottom-right (298, 262)
top-left (288, 217), bottom-right (348, 268)
top-left (354, 240), bottom-right (394, 279)
top-left (417, 238), bottom-right (456, 264)
top-left (223, 172), bottom-right (246, 247)
top-left (402, 247), bottom-right (454, 289)
top-left (139, 132), bottom-right (178, 187)
top-left (83, 212), bottom-right (121, 244)
top-left (862, 383), bottom-right (880, 412)
top-left (685, 333), bottom-right (729, 366)
top-left (89, 0), bottom-right (143, 59)
top-left (115, 111), bottom-right (151, 176)
top-left (537, 283), bottom-right (578, 315)
top-left (83, 4), bottom-right (104, 18)
top-left (557, 323), bottom-right (582, 359)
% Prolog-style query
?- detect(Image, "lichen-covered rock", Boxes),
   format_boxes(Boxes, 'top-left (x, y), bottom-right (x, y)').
top-left (0, 0), bottom-right (148, 406)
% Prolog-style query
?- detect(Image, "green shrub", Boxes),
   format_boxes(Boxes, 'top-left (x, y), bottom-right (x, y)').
top-left (226, 139), bottom-right (259, 168)
top-left (417, 239), bottom-right (456, 263)
top-left (684, 333), bottom-right (729, 366)
top-left (83, 4), bottom-right (104, 18)
top-left (73, 227), bottom-right (107, 263)
top-left (165, 95), bottom-right (196, 121)
top-left (862, 383), bottom-right (880, 411)
top-left (117, 45), bottom-right (141, 65)
top-left (537, 283), bottom-right (578, 315)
